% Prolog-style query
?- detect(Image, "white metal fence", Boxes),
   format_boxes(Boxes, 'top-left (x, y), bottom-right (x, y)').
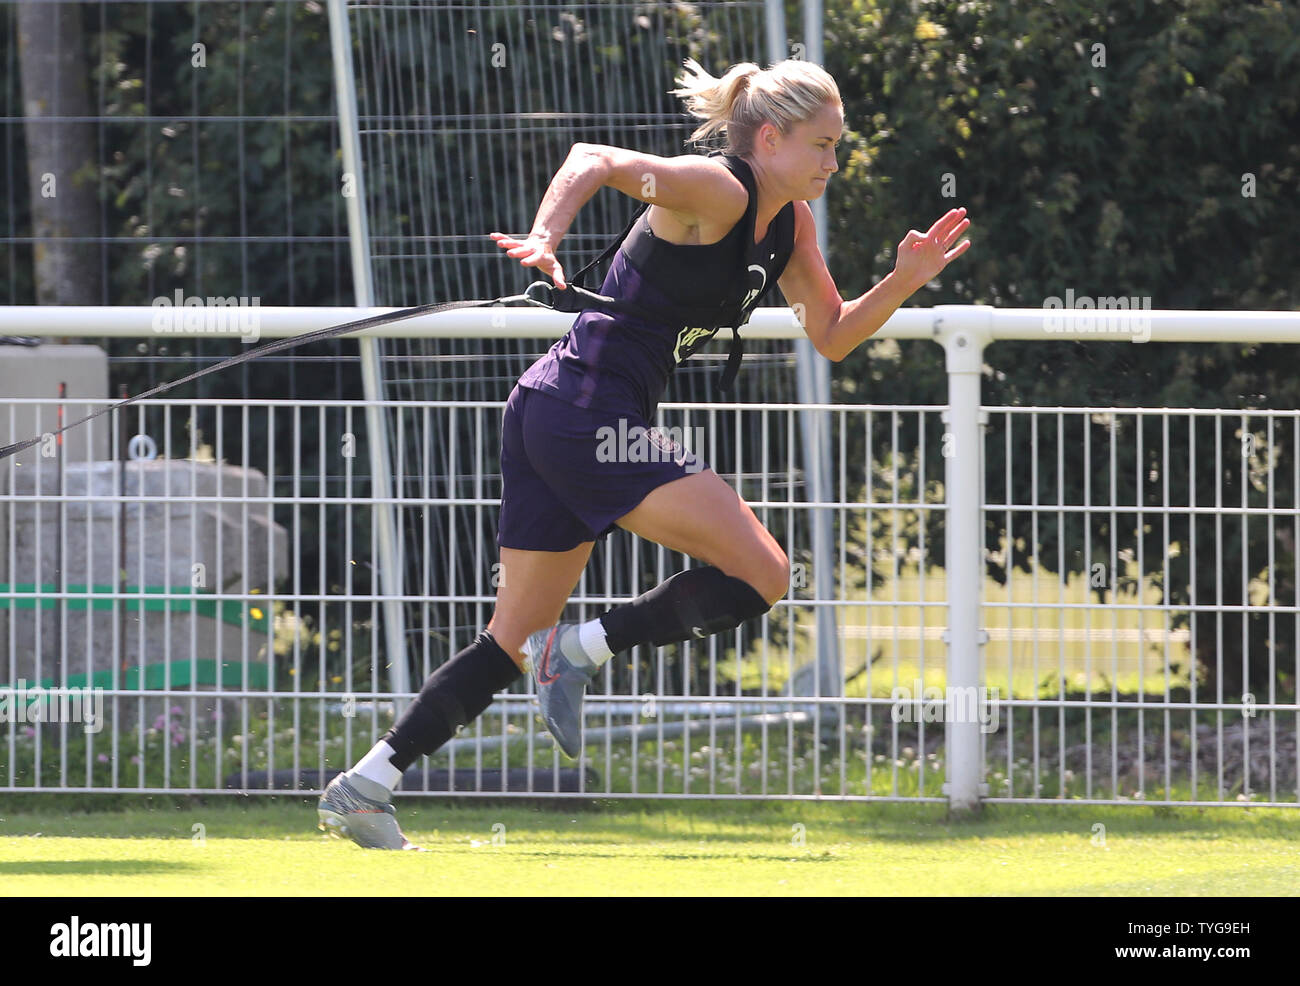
top-left (1, 304), bottom-right (1298, 805)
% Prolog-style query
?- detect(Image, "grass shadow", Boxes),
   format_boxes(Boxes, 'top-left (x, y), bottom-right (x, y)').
top-left (0, 859), bottom-right (199, 876)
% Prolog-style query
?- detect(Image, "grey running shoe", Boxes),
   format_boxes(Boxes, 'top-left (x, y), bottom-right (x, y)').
top-left (317, 772), bottom-right (422, 850)
top-left (524, 624), bottom-right (595, 758)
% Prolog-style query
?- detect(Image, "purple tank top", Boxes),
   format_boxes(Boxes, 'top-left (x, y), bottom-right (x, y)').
top-left (517, 153), bottom-right (795, 421)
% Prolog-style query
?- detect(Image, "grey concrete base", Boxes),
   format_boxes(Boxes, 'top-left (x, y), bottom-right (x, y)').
top-left (0, 343), bottom-right (109, 470)
top-left (0, 458), bottom-right (287, 738)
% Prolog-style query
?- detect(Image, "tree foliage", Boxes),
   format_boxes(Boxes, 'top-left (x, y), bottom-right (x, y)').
top-left (825, 0), bottom-right (1300, 698)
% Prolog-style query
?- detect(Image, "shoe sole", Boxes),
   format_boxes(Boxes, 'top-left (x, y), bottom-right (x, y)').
top-left (318, 806), bottom-right (424, 851)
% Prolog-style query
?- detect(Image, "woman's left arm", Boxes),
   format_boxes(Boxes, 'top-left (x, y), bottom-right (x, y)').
top-left (779, 201), bottom-right (971, 362)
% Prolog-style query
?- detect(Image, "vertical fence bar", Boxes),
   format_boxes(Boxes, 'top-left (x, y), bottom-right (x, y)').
top-left (937, 306), bottom-right (991, 812)
top-left (781, 0), bottom-right (842, 703)
top-left (326, 0), bottom-right (409, 708)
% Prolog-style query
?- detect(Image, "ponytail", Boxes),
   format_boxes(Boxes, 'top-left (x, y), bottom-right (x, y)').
top-left (670, 57), bottom-right (842, 155)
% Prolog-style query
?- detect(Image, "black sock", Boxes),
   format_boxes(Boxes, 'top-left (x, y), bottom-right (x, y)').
top-left (381, 629), bottom-right (523, 772)
top-left (599, 566), bottom-right (773, 653)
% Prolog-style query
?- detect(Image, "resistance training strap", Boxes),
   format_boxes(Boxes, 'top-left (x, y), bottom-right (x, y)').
top-left (554, 203), bottom-right (749, 396)
top-left (0, 284), bottom-right (587, 462)
top-left (1, 233), bottom-right (755, 463)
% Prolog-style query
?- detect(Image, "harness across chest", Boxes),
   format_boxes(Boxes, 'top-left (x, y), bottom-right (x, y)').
top-left (542, 151), bottom-right (796, 394)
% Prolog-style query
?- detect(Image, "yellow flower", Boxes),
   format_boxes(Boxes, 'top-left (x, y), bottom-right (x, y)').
top-left (914, 18), bottom-right (945, 41)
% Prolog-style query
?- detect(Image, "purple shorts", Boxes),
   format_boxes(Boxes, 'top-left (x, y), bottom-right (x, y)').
top-left (498, 384), bottom-right (707, 552)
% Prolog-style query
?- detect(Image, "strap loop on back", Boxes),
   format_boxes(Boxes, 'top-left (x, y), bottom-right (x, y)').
top-left (716, 329), bottom-right (744, 395)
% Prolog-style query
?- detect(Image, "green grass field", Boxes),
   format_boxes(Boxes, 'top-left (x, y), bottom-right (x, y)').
top-left (1, 798), bottom-right (1296, 896)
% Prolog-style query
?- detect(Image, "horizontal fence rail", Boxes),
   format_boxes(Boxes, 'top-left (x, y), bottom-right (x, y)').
top-left (5, 304), bottom-right (1300, 341)
top-left (0, 393), bottom-right (946, 801)
top-left (1, 306), bottom-right (1298, 805)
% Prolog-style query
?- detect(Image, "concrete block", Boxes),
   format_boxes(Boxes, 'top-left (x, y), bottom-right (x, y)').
top-left (0, 343), bottom-right (109, 470)
top-left (0, 458), bottom-right (288, 737)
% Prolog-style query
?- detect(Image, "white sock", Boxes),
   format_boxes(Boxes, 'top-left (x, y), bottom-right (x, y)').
top-left (349, 739), bottom-right (402, 793)
top-left (569, 618), bottom-right (615, 669)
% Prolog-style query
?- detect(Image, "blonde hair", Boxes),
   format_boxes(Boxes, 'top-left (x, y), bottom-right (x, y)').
top-left (669, 57), bottom-right (842, 155)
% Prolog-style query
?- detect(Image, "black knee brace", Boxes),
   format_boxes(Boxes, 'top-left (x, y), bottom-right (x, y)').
top-left (600, 566), bottom-right (773, 653)
top-left (381, 630), bottom-right (523, 771)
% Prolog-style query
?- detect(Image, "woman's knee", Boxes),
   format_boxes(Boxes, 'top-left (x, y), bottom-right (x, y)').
top-left (756, 546), bottom-right (791, 606)
top-left (486, 596), bottom-right (566, 661)
top-left (725, 543), bottom-right (789, 608)
top-left (486, 613), bottom-right (545, 664)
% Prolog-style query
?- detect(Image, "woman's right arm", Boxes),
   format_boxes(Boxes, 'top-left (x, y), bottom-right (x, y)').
top-left (489, 143), bottom-right (745, 287)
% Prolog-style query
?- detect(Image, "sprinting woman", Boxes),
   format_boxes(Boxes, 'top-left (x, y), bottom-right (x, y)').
top-left (318, 57), bottom-right (971, 848)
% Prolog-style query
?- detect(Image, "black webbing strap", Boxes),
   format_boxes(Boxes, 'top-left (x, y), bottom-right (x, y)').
top-left (544, 277), bottom-right (746, 397)
top-left (2, 187), bottom-right (768, 462)
top-left (567, 200), bottom-right (649, 296)
top-left (0, 287), bottom-right (557, 462)
top-left (719, 332), bottom-right (744, 394)
top-left (552, 198), bottom-right (748, 396)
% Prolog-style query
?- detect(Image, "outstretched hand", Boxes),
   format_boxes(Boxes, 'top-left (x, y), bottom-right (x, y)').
top-left (488, 231), bottom-right (567, 290)
top-left (892, 207), bottom-right (972, 292)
